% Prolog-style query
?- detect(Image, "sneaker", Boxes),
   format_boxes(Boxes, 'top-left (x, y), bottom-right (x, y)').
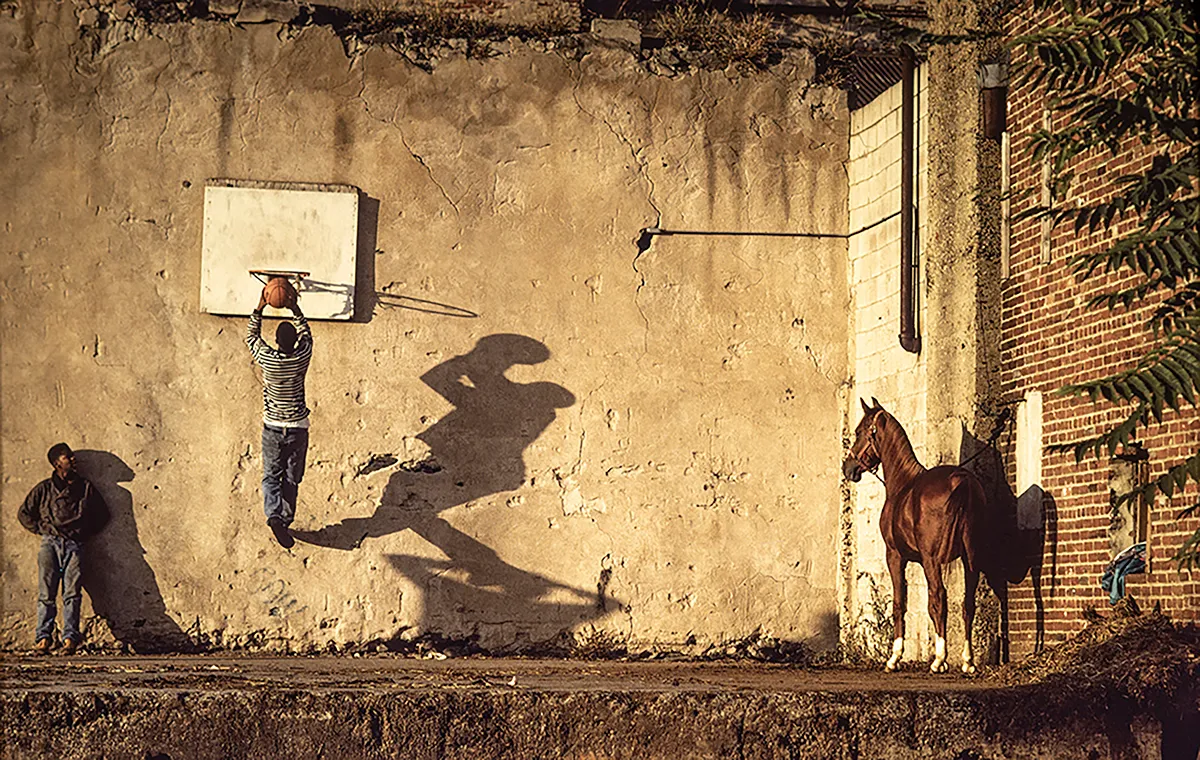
top-left (267, 516), bottom-right (295, 549)
top-left (62, 638), bottom-right (80, 655)
top-left (32, 638), bottom-right (52, 655)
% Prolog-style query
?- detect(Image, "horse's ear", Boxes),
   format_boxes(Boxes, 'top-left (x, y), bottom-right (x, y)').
top-left (861, 398), bottom-right (871, 414)
top-left (871, 396), bottom-right (881, 410)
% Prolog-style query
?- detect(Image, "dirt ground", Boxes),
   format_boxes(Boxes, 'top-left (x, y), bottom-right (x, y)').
top-left (4, 652), bottom-right (1197, 759)
top-left (4, 607), bottom-right (1198, 759)
top-left (1, 653), bottom-right (996, 694)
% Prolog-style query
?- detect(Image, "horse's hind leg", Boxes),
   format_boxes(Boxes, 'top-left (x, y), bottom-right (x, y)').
top-left (961, 560), bottom-right (979, 674)
top-left (988, 570), bottom-right (1010, 664)
top-left (923, 561), bottom-right (949, 673)
top-left (886, 548), bottom-right (907, 671)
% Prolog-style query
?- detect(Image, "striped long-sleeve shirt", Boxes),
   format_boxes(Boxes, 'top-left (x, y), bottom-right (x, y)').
top-left (246, 311), bottom-right (313, 426)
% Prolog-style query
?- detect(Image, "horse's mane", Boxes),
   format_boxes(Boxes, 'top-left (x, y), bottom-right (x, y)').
top-left (877, 410), bottom-right (926, 486)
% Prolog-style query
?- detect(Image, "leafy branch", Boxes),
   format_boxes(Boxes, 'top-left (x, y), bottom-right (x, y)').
top-left (1016, 0), bottom-right (1200, 568)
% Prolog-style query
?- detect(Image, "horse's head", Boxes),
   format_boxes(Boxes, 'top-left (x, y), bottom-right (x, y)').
top-left (843, 397), bottom-right (886, 482)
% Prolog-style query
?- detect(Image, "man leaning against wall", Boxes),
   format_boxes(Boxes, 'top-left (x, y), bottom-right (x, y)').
top-left (17, 443), bottom-right (110, 654)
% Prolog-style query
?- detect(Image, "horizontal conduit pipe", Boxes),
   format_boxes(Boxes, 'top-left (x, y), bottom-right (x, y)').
top-left (636, 211), bottom-right (901, 251)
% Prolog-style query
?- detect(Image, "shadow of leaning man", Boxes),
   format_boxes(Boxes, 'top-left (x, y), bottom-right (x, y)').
top-left (76, 450), bottom-right (195, 653)
top-left (296, 334), bottom-right (575, 550)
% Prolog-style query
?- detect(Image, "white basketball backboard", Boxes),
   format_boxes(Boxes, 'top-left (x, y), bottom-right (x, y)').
top-left (200, 180), bottom-right (359, 320)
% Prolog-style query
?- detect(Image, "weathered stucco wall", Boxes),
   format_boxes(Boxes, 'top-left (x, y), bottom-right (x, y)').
top-left (0, 3), bottom-right (849, 653)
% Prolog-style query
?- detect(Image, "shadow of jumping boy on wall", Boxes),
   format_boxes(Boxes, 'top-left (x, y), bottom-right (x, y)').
top-left (76, 450), bottom-right (195, 653)
top-left (296, 333), bottom-right (576, 549)
top-left (293, 335), bottom-right (605, 639)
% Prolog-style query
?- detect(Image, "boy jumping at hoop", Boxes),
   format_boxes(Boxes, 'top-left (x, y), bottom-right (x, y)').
top-left (246, 285), bottom-right (312, 549)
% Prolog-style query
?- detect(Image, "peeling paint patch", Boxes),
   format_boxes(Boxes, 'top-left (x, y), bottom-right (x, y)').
top-left (554, 469), bottom-right (606, 517)
top-left (355, 454), bottom-right (397, 478)
top-left (667, 591), bottom-right (697, 609)
top-left (605, 464), bottom-right (642, 477)
top-left (398, 457), bottom-right (442, 474)
top-left (721, 341), bottom-right (748, 369)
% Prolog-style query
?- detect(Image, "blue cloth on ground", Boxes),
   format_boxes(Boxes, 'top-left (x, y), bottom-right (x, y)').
top-left (1100, 541), bottom-right (1146, 605)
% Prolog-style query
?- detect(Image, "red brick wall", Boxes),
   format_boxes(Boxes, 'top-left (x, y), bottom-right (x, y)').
top-left (1001, 2), bottom-right (1200, 657)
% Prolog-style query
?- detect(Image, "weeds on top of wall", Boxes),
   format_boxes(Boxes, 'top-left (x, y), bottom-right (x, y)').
top-left (647, 2), bottom-right (779, 69)
top-left (312, 2), bottom-right (583, 67)
top-left (65, 0), bottom-right (802, 75)
top-left (68, 0), bottom-right (585, 71)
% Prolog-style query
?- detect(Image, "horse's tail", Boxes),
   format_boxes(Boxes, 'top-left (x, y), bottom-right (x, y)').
top-left (951, 470), bottom-right (990, 575)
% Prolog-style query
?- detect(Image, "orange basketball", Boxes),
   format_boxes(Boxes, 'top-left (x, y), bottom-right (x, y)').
top-left (263, 277), bottom-right (294, 308)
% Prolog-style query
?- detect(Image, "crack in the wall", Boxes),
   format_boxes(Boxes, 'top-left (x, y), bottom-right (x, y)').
top-left (355, 59), bottom-right (463, 249)
top-left (631, 246), bottom-right (651, 354)
top-left (155, 92), bottom-right (172, 153)
top-left (567, 65), bottom-right (660, 356)
top-left (401, 132), bottom-right (463, 247)
top-left (793, 316), bottom-right (840, 386)
top-left (554, 382), bottom-right (610, 519)
top-left (149, 44), bottom-right (175, 154)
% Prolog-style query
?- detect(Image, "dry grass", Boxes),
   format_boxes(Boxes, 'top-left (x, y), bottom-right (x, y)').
top-left (344, 1), bottom-right (576, 46)
top-left (990, 596), bottom-right (1200, 708)
top-left (832, 573), bottom-right (893, 667)
top-left (651, 3), bottom-right (776, 66)
top-left (809, 31), bottom-right (857, 89)
top-left (568, 626), bottom-right (629, 660)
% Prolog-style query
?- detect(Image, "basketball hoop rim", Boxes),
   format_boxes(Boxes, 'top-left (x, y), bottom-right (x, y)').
top-left (249, 269), bottom-right (310, 285)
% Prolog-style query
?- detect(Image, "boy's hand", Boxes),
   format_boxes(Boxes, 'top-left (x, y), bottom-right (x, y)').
top-left (257, 289), bottom-right (268, 311)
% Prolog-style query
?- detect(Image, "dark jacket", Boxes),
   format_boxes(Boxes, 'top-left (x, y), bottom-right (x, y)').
top-left (18, 475), bottom-right (110, 541)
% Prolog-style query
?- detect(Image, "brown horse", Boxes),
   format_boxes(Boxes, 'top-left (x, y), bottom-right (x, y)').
top-left (843, 398), bottom-right (1001, 673)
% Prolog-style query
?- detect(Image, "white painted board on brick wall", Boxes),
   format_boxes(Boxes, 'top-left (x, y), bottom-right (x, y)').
top-left (1016, 390), bottom-right (1044, 530)
top-left (200, 181), bottom-right (359, 320)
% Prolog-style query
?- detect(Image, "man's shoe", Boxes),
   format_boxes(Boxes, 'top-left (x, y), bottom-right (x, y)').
top-left (32, 638), bottom-right (52, 655)
top-left (62, 638), bottom-right (80, 655)
top-left (267, 516), bottom-right (295, 549)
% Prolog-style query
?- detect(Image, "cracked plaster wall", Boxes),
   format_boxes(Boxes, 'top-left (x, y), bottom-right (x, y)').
top-left (0, 3), bottom-right (849, 652)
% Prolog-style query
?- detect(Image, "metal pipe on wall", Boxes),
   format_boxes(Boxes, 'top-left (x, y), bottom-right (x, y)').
top-left (899, 49), bottom-right (921, 355)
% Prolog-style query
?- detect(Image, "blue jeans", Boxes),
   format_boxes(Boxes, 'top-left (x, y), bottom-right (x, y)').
top-left (37, 536), bottom-right (83, 643)
top-left (262, 424), bottom-right (308, 526)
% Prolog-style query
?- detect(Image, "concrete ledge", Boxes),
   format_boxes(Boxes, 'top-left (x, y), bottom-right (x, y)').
top-left (0, 657), bottom-right (1174, 759)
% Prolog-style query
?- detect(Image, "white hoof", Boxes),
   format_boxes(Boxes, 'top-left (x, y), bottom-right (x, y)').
top-left (929, 636), bottom-right (948, 673)
top-left (961, 662), bottom-right (977, 674)
top-left (885, 637), bottom-right (903, 671)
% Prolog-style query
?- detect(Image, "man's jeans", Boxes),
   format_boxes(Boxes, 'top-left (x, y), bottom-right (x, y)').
top-left (37, 535), bottom-right (83, 644)
top-left (262, 424), bottom-right (308, 526)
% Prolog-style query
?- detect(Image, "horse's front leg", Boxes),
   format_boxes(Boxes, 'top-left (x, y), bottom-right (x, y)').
top-left (924, 561), bottom-right (949, 673)
top-left (886, 548), bottom-right (906, 671)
